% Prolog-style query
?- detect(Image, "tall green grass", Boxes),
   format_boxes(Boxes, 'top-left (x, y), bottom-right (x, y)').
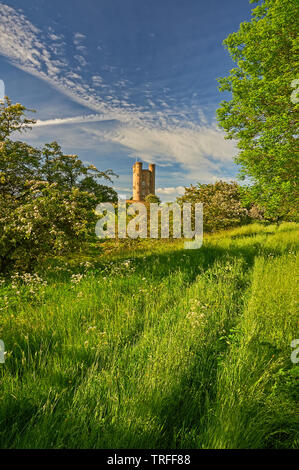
top-left (0, 222), bottom-right (298, 448)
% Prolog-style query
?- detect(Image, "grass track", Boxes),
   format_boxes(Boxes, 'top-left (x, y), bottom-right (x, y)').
top-left (0, 222), bottom-right (298, 448)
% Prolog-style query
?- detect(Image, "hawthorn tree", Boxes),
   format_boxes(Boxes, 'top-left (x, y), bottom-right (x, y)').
top-left (0, 183), bottom-right (97, 272)
top-left (0, 97), bottom-right (117, 271)
top-left (41, 141), bottom-right (117, 201)
top-left (217, 0), bottom-right (298, 220)
top-left (0, 98), bottom-right (40, 198)
top-left (177, 181), bottom-right (249, 232)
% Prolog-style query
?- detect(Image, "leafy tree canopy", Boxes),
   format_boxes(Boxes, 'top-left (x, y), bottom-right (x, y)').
top-left (217, 0), bottom-right (298, 220)
top-left (0, 97), bottom-right (118, 271)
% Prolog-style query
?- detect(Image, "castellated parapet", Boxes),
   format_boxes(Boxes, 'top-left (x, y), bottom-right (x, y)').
top-left (132, 162), bottom-right (155, 201)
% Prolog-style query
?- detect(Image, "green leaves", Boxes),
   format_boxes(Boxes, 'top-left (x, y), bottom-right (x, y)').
top-left (0, 97), bottom-right (36, 141)
top-left (217, 0), bottom-right (299, 220)
top-left (177, 181), bottom-right (250, 232)
top-left (41, 141), bottom-right (117, 199)
top-left (145, 194), bottom-right (161, 204)
top-left (0, 98), bottom-right (118, 272)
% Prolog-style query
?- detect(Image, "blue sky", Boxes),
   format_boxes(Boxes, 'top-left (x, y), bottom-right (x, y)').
top-left (0, 0), bottom-right (253, 200)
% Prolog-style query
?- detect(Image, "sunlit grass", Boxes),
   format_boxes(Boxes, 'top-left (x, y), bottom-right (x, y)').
top-left (0, 222), bottom-right (298, 448)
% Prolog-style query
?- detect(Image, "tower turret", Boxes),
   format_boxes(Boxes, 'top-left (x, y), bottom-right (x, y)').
top-left (149, 164), bottom-right (156, 195)
top-left (133, 161), bottom-right (142, 201)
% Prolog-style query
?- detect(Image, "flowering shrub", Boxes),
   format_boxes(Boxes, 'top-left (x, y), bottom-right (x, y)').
top-left (0, 97), bottom-right (117, 272)
top-left (0, 182), bottom-right (98, 272)
top-left (177, 181), bottom-right (249, 232)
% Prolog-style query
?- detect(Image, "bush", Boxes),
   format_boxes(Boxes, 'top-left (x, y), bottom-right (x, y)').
top-left (177, 181), bottom-right (249, 232)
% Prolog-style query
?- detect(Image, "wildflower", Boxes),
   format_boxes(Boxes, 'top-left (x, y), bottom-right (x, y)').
top-left (70, 273), bottom-right (84, 286)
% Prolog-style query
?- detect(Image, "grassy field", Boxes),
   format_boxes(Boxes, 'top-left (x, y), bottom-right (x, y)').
top-left (0, 222), bottom-right (298, 449)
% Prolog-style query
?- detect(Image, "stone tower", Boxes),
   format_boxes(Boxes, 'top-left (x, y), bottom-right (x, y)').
top-left (132, 162), bottom-right (156, 201)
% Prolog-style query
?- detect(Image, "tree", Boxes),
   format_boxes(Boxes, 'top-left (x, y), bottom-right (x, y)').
top-left (0, 97), bottom-right (36, 140)
top-left (0, 97), bottom-right (40, 198)
top-left (177, 181), bottom-right (248, 232)
top-left (0, 139), bottom-right (41, 198)
top-left (217, 0), bottom-right (298, 220)
top-left (145, 193), bottom-right (161, 204)
top-left (0, 97), bottom-right (118, 271)
top-left (0, 182), bottom-right (97, 272)
top-left (41, 142), bottom-right (117, 201)
top-left (78, 176), bottom-right (118, 203)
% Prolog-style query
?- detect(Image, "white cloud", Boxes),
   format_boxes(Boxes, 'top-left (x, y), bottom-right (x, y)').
top-left (48, 33), bottom-right (63, 41)
top-left (82, 121), bottom-right (237, 181)
top-left (0, 3), bottom-right (108, 111)
top-left (92, 75), bottom-right (103, 87)
top-left (0, 3), bottom-right (237, 184)
top-left (35, 114), bottom-right (106, 127)
top-left (0, 78), bottom-right (4, 99)
top-left (73, 32), bottom-right (87, 55)
top-left (157, 186), bottom-right (185, 195)
top-left (33, 114), bottom-right (236, 181)
top-left (106, 124), bottom-right (235, 166)
top-left (74, 54), bottom-right (88, 68)
top-left (74, 32), bottom-right (86, 43)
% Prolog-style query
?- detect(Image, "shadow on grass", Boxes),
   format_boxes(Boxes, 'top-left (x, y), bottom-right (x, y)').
top-left (128, 240), bottom-right (285, 284)
top-left (1, 232), bottom-right (295, 448)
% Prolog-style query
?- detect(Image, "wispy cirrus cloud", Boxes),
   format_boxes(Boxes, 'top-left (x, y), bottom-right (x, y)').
top-left (34, 114), bottom-right (109, 127)
top-left (32, 115), bottom-right (236, 183)
top-left (79, 120), bottom-right (237, 182)
top-left (0, 2), bottom-right (237, 183)
top-left (0, 2), bottom-right (157, 119)
top-left (0, 3), bottom-right (112, 113)
top-left (0, 78), bottom-right (4, 99)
